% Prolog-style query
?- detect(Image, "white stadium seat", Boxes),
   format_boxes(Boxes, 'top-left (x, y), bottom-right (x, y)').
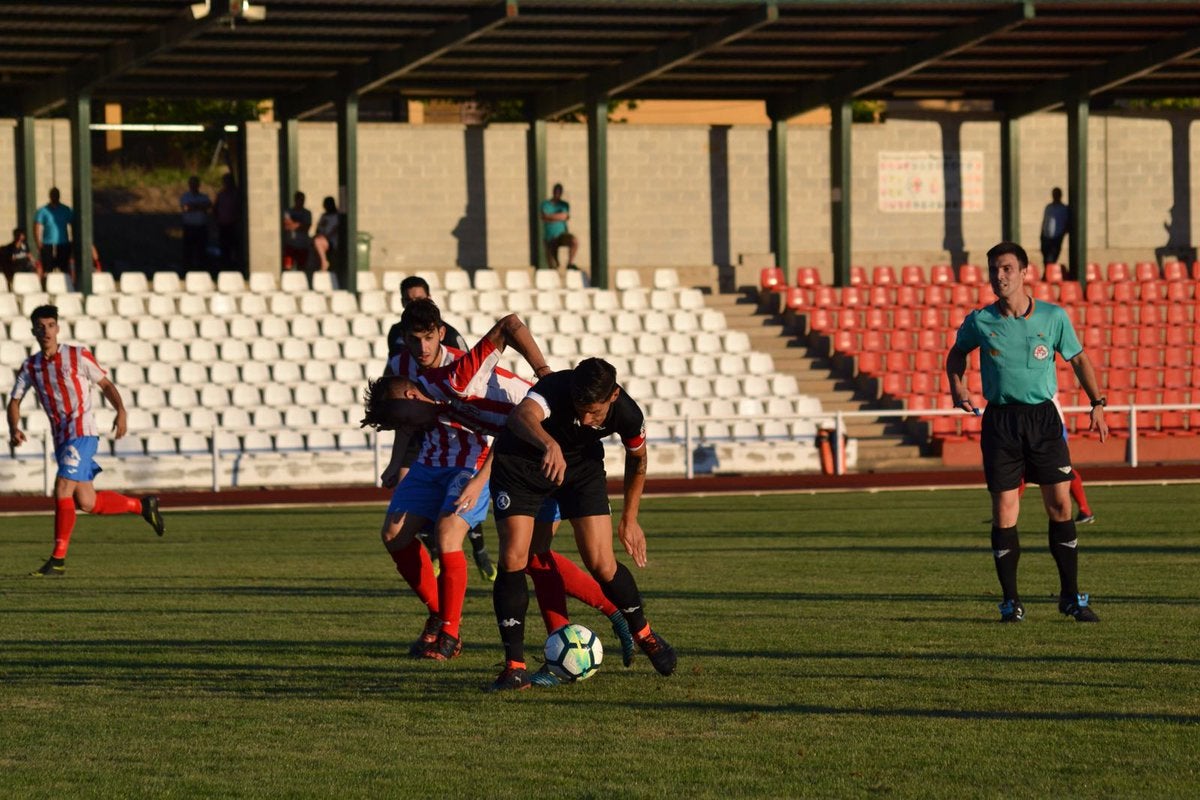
top-left (228, 316), bottom-right (258, 339)
top-left (185, 272), bottom-right (215, 294)
top-left (239, 294), bottom-right (268, 315)
top-left (198, 317), bottom-right (229, 340)
top-left (208, 293), bottom-right (238, 316)
top-left (189, 408), bottom-right (218, 428)
top-left (293, 383), bottom-right (323, 407)
top-left (84, 295), bottom-right (115, 318)
top-left (157, 340), bottom-right (188, 365)
top-left (564, 269), bottom-right (587, 290)
top-left (135, 386), bottom-right (166, 409)
top-left (251, 340), bottom-right (282, 361)
top-left (269, 294), bottom-right (298, 315)
top-left (283, 408), bottom-right (314, 427)
top-left (156, 408), bottom-right (188, 430)
top-left (315, 407), bottom-right (345, 427)
top-left (614, 269), bottom-right (641, 290)
top-left (620, 289), bottom-right (648, 311)
top-left (442, 271), bottom-right (471, 292)
top-left (208, 362), bottom-right (238, 384)
top-left (316, 315), bottom-right (348, 338)
top-left (653, 268), bottom-right (680, 289)
top-left (329, 292), bottom-right (358, 315)
top-left (219, 340), bottom-right (250, 362)
top-left (533, 270), bottom-right (561, 290)
top-left (152, 272), bottom-right (182, 294)
top-left (119, 272), bottom-right (149, 294)
top-left (200, 385), bottom-right (231, 407)
top-left (114, 436), bottom-right (145, 457)
top-left (230, 385), bottom-right (261, 407)
top-left (723, 331), bottom-right (751, 353)
top-left (252, 408), bottom-right (283, 428)
top-left (44, 272), bottom-right (73, 293)
top-left (240, 362), bottom-right (270, 384)
top-left (248, 273), bottom-right (278, 293)
top-left (356, 273), bottom-right (378, 291)
top-left (311, 339), bottom-right (340, 361)
top-left (359, 291), bottom-right (388, 315)
top-left (137, 319), bottom-right (167, 341)
top-left (280, 271), bottom-right (309, 292)
top-left (216, 271), bottom-right (246, 293)
top-left (302, 362), bottom-right (333, 383)
top-left (380, 270), bottom-right (406, 292)
top-left (125, 341), bottom-right (156, 364)
top-left (343, 339), bottom-right (371, 360)
top-left (167, 318), bottom-right (198, 340)
top-left (147, 294), bottom-right (177, 317)
top-left (299, 293), bottom-right (328, 315)
top-left (189, 340), bottom-right (219, 363)
top-left (242, 431), bottom-right (274, 451)
top-left (310, 271), bottom-right (337, 293)
top-left (289, 315), bottom-right (320, 338)
top-left (272, 362), bottom-right (302, 384)
top-left (70, 318), bottom-right (104, 345)
top-left (275, 431), bottom-right (306, 451)
top-left (91, 272), bottom-right (116, 294)
top-left (167, 386), bottom-right (200, 410)
top-left (473, 269), bottom-right (501, 291)
top-left (677, 288), bottom-right (705, 311)
top-left (104, 318), bottom-right (135, 341)
top-left (699, 309), bottom-right (727, 332)
top-left (178, 433), bottom-right (210, 454)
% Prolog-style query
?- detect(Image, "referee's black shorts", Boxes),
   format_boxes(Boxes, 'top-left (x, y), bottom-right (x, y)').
top-left (981, 399), bottom-right (1073, 493)
top-left (490, 452), bottom-right (611, 520)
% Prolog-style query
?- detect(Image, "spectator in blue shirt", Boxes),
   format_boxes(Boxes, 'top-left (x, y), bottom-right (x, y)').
top-left (34, 188), bottom-right (74, 287)
top-left (1040, 187), bottom-right (1070, 276)
top-left (540, 183), bottom-right (579, 271)
top-left (180, 175), bottom-right (213, 272)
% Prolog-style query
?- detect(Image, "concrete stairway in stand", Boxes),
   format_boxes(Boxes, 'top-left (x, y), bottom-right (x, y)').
top-left (703, 290), bottom-right (946, 472)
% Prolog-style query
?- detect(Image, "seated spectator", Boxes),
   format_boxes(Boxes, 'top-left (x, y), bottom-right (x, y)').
top-left (313, 196), bottom-right (339, 272)
top-left (282, 191), bottom-right (312, 271)
top-left (1, 228), bottom-right (34, 288)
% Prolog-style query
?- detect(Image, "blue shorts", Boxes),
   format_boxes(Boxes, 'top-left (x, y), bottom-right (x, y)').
top-left (55, 436), bottom-right (102, 482)
top-left (388, 462), bottom-right (491, 529)
top-left (535, 498), bottom-right (561, 524)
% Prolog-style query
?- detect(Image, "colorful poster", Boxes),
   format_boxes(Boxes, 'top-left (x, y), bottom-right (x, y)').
top-left (878, 151), bottom-right (984, 213)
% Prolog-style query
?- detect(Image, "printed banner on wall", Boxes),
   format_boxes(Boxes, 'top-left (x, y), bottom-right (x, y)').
top-left (878, 151), bottom-right (984, 213)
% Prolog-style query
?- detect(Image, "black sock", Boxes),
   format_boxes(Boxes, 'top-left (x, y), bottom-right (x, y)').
top-left (493, 570), bottom-right (528, 665)
top-left (991, 525), bottom-right (1021, 602)
top-left (469, 525), bottom-right (486, 552)
top-left (1048, 518), bottom-right (1079, 599)
top-left (599, 563), bottom-right (648, 634)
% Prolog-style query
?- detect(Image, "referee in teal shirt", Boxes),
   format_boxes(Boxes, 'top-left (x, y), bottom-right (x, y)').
top-left (946, 242), bottom-right (1109, 624)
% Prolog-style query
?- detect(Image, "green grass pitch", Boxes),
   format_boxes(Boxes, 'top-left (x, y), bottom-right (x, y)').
top-left (2, 485), bottom-right (1198, 798)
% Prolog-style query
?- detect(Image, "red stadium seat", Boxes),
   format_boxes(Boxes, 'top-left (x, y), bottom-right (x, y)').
top-left (917, 328), bottom-right (944, 352)
top-left (881, 373), bottom-right (907, 396)
top-left (1165, 325), bottom-right (1193, 346)
top-left (1107, 369), bottom-right (1133, 391)
top-left (1033, 283), bottom-right (1055, 302)
top-left (1139, 279), bottom-right (1165, 301)
top-left (950, 284), bottom-right (974, 307)
top-left (1135, 346), bottom-right (1162, 367)
top-left (958, 264), bottom-right (983, 284)
top-left (867, 285), bottom-right (893, 306)
top-left (813, 286), bottom-right (839, 307)
top-left (836, 309), bottom-right (862, 330)
top-left (1138, 303), bottom-right (1164, 326)
top-left (930, 264), bottom-right (955, 284)
top-left (1024, 263), bottom-right (1041, 283)
top-left (864, 307), bottom-right (888, 330)
top-left (872, 265), bottom-right (898, 285)
top-left (884, 351), bottom-right (911, 372)
top-left (893, 308), bottom-right (919, 329)
top-left (905, 394), bottom-right (932, 413)
top-left (861, 330), bottom-right (888, 352)
top-left (832, 329), bottom-right (859, 354)
top-left (1084, 281), bottom-right (1110, 303)
top-left (1058, 282), bottom-right (1082, 304)
top-left (1163, 260), bottom-right (1187, 282)
top-left (1083, 327), bottom-right (1105, 349)
top-left (784, 287), bottom-right (812, 310)
top-left (1086, 262), bottom-right (1102, 282)
top-left (931, 415), bottom-right (960, 437)
top-left (891, 331), bottom-right (917, 351)
top-left (1165, 303), bottom-right (1190, 325)
top-left (760, 267), bottom-right (785, 292)
top-left (919, 307), bottom-right (943, 329)
top-left (1134, 368), bottom-right (1161, 388)
top-left (910, 372), bottom-right (935, 395)
top-left (856, 351), bottom-right (883, 374)
top-left (1110, 326), bottom-right (1134, 348)
top-left (1135, 261), bottom-right (1159, 282)
top-left (961, 413), bottom-right (983, 437)
top-left (1165, 281), bottom-right (1192, 303)
top-left (1107, 262), bottom-right (1130, 282)
top-left (976, 284), bottom-right (998, 305)
top-left (808, 308), bottom-right (834, 331)
top-left (1110, 305), bottom-right (1134, 327)
top-left (796, 266), bottom-right (821, 287)
top-left (901, 265), bottom-right (926, 285)
top-left (1193, 260), bottom-right (1200, 278)
top-left (925, 285), bottom-right (950, 306)
top-left (1160, 410), bottom-right (1187, 431)
top-left (1043, 263), bottom-right (1064, 282)
top-left (894, 285), bottom-right (921, 306)
top-left (842, 286), bottom-right (868, 307)
top-left (1108, 348), bottom-right (1133, 369)
top-left (1163, 366), bottom-right (1189, 389)
top-left (850, 266), bottom-right (868, 286)
top-left (1111, 282), bottom-right (1136, 304)
top-left (913, 350), bottom-right (940, 373)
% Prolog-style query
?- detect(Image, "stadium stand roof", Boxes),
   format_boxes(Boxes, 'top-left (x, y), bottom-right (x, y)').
top-left (3, 1), bottom-right (1200, 120)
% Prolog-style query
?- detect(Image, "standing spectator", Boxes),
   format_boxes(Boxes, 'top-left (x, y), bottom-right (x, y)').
top-left (1, 228), bottom-right (34, 288)
top-left (312, 196), bottom-right (339, 272)
top-left (34, 187), bottom-right (74, 287)
top-left (282, 191), bottom-right (312, 271)
top-left (540, 183), bottom-right (579, 271)
top-left (1040, 187), bottom-right (1070, 276)
top-left (946, 241), bottom-right (1107, 624)
top-left (7, 305), bottom-right (165, 577)
top-left (180, 175), bottom-right (213, 272)
top-left (213, 173), bottom-right (241, 273)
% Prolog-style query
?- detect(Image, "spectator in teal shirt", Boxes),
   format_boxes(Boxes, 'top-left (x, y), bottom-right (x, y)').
top-left (540, 183), bottom-right (579, 271)
top-left (34, 187), bottom-right (74, 287)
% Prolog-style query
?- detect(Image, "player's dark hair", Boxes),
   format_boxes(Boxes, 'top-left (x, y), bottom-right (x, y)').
top-left (399, 298), bottom-right (443, 335)
top-left (400, 276), bottom-right (431, 295)
top-left (30, 304), bottom-right (58, 326)
top-left (570, 357), bottom-right (617, 405)
top-left (986, 241), bottom-right (1029, 271)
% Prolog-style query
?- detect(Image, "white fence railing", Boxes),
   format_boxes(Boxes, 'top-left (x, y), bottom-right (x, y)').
top-left (6, 403), bottom-right (1199, 495)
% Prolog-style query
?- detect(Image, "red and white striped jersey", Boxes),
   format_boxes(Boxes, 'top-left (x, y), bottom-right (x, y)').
top-left (385, 342), bottom-right (491, 469)
top-left (416, 336), bottom-right (532, 438)
top-left (10, 344), bottom-right (107, 444)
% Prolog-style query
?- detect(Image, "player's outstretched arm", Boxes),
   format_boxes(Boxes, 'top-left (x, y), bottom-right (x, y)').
top-left (945, 346), bottom-right (978, 414)
top-left (484, 314), bottom-right (553, 379)
top-left (1069, 351), bottom-right (1109, 443)
top-left (618, 444), bottom-right (649, 567)
top-left (98, 378), bottom-right (127, 439)
top-left (6, 396), bottom-right (25, 447)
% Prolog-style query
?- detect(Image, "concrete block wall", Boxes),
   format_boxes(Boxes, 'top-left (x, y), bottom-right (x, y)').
top-left (244, 122), bottom-right (281, 274)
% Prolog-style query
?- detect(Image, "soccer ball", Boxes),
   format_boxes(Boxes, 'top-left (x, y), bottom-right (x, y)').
top-left (543, 623), bottom-right (603, 682)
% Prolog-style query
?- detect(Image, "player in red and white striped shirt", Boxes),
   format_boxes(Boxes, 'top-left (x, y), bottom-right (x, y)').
top-left (7, 305), bottom-right (165, 577)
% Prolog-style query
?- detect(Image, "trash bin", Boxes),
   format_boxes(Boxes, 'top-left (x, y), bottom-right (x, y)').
top-left (356, 232), bottom-right (373, 271)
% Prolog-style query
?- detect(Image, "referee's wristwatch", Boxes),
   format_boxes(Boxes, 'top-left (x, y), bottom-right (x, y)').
top-left (1090, 396), bottom-right (1107, 409)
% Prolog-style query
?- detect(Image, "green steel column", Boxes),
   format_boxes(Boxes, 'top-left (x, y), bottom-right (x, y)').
top-left (527, 116), bottom-right (548, 268)
top-left (586, 96), bottom-right (608, 289)
top-left (767, 113), bottom-right (789, 281)
top-left (830, 98), bottom-right (852, 287)
top-left (68, 91), bottom-right (93, 296)
top-left (15, 116), bottom-right (37, 235)
top-left (278, 116), bottom-right (299, 228)
top-left (337, 93), bottom-right (359, 294)
top-left (1066, 91), bottom-right (1088, 287)
top-left (1000, 115), bottom-right (1020, 244)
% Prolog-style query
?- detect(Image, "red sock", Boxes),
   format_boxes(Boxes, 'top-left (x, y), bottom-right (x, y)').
top-left (389, 538), bottom-right (440, 615)
top-left (548, 550), bottom-right (618, 616)
top-left (90, 491), bottom-right (142, 515)
top-left (1017, 479), bottom-right (1027, 499)
top-left (1070, 470), bottom-right (1091, 515)
top-left (437, 550), bottom-right (468, 638)
top-left (526, 552), bottom-right (571, 633)
top-left (52, 497), bottom-right (77, 559)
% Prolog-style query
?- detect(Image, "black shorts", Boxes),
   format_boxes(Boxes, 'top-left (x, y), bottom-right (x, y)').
top-left (491, 452), bottom-right (610, 520)
top-left (40, 244), bottom-right (71, 271)
top-left (980, 400), bottom-right (1073, 493)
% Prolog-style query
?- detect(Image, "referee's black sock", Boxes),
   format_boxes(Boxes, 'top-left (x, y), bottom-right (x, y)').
top-left (493, 570), bottom-right (529, 665)
top-left (1048, 518), bottom-right (1079, 599)
top-left (991, 525), bottom-right (1021, 602)
top-left (599, 563), bottom-right (648, 634)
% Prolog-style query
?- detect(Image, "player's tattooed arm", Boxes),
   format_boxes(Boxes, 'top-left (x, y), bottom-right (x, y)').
top-left (486, 314), bottom-right (552, 378)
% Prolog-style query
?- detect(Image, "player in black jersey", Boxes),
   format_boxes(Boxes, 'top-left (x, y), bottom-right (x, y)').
top-left (485, 357), bottom-right (676, 691)
top-left (383, 276), bottom-right (493, 581)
